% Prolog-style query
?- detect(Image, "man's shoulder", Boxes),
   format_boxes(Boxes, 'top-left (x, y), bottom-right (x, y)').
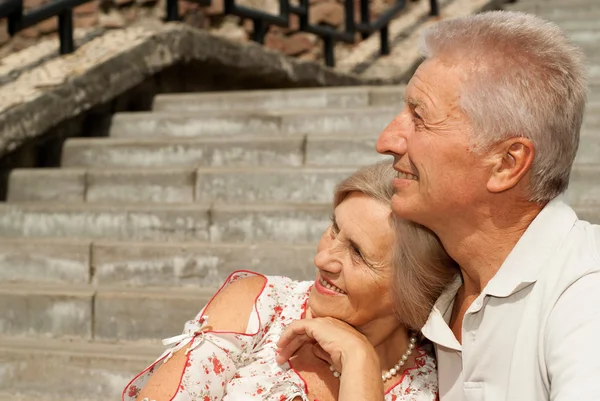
top-left (543, 218), bottom-right (600, 283)
top-left (569, 219), bottom-right (600, 269)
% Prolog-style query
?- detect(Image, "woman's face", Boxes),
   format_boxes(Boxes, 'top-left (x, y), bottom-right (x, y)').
top-left (308, 192), bottom-right (396, 328)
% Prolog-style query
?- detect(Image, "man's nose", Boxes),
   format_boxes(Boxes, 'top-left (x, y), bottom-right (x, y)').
top-left (376, 113), bottom-right (409, 156)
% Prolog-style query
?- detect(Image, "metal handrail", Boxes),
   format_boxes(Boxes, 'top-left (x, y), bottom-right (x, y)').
top-left (0, 0), bottom-right (438, 66)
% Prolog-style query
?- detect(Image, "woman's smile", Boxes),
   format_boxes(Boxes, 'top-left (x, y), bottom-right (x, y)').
top-left (315, 276), bottom-right (347, 296)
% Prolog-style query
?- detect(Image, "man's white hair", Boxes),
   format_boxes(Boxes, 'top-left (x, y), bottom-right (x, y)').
top-left (420, 10), bottom-right (588, 202)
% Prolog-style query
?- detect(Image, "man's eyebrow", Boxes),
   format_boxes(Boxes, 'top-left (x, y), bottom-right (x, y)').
top-left (406, 97), bottom-right (427, 110)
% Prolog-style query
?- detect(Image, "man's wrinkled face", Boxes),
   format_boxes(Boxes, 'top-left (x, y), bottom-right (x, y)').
top-left (376, 58), bottom-right (492, 228)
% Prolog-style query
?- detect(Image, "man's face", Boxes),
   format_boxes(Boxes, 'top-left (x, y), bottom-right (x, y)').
top-left (376, 58), bottom-right (492, 228)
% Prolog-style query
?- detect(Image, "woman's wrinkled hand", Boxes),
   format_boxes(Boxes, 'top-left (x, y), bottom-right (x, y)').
top-left (275, 317), bottom-right (377, 373)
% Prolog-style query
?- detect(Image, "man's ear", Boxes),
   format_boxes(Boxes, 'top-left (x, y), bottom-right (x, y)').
top-left (487, 137), bottom-right (535, 193)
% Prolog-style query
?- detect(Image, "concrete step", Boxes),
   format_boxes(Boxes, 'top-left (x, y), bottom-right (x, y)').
top-left (573, 205), bottom-right (600, 225)
top-left (554, 19), bottom-right (600, 32)
top-left (565, 165), bottom-right (600, 205)
top-left (62, 129), bottom-right (596, 170)
top-left (0, 238), bottom-right (315, 287)
top-left (0, 238), bottom-right (91, 285)
top-left (8, 164), bottom-right (599, 204)
top-left (0, 203), bottom-right (211, 242)
top-left (507, 1), bottom-right (600, 12)
top-left (62, 135), bottom-right (306, 169)
top-left (60, 134), bottom-right (389, 169)
top-left (510, 7), bottom-right (600, 21)
top-left (153, 85), bottom-right (405, 112)
top-left (0, 203), bottom-right (330, 243)
top-left (108, 107), bottom-right (399, 138)
top-left (0, 283), bottom-right (212, 341)
top-left (0, 336), bottom-right (160, 400)
top-left (7, 166), bottom-right (356, 204)
top-left (575, 133), bottom-right (600, 165)
top-left (109, 107), bottom-right (600, 140)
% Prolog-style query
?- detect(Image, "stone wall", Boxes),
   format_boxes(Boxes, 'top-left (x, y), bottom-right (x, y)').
top-left (0, 0), bottom-right (414, 61)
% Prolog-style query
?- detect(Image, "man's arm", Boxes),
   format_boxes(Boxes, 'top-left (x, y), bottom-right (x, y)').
top-left (545, 271), bottom-right (600, 400)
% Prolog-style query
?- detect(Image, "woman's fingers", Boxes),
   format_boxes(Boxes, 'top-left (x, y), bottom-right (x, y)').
top-left (311, 343), bottom-right (333, 366)
top-left (276, 332), bottom-right (313, 364)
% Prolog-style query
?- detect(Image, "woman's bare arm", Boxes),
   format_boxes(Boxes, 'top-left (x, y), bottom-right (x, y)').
top-left (136, 275), bottom-right (266, 401)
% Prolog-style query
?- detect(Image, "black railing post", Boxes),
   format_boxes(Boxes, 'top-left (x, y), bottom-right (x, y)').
top-left (58, 10), bottom-right (74, 54)
top-left (380, 25), bottom-right (389, 55)
top-left (429, 0), bottom-right (439, 16)
top-left (252, 18), bottom-right (267, 44)
top-left (323, 36), bottom-right (334, 67)
top-left (166, 0), bottom-right (179, 21)
top-left (7, 1), bottom-right (23, 36)
top-left (359, 0), bottom-right (369, 39)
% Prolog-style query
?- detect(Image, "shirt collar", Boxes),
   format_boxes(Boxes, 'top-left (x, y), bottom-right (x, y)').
top-left (421, 274), bottom-right (463, 351)
top-left (483, 197), bottom-right (577, 298)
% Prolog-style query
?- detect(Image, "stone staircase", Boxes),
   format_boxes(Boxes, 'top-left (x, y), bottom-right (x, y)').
top-left (1, 20), bottom-right (600, 399)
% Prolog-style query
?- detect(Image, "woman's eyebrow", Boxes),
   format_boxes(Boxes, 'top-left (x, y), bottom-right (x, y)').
top-left (330, 213), bottom-right (340, 232)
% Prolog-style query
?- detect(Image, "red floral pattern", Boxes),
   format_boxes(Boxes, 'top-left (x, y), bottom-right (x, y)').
top-left (122, 271), bottom-right (438, 401)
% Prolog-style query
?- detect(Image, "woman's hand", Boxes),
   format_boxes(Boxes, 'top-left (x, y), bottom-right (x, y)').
top-left (276, 317), bottom-right (373, 370)
top-left (276, 317), bottom-right (384, 401)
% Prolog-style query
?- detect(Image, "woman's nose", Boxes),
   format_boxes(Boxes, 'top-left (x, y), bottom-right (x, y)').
top-left (314, 246), bottom-right (343, 275)
top-left (376, 113), bottom-right (409, 156)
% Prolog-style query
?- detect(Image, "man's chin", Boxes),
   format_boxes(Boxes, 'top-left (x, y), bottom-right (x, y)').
top-left (391, 194), bottom-right (416, 219)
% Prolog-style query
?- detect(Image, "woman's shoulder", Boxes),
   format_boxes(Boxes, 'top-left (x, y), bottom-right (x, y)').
top-left (216, 270), bottom-right (312, 301)
top-left (201, 270), bottom-right (313, 332)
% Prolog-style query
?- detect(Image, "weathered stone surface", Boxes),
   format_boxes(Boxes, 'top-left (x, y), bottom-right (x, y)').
top-left (99, 9), bottom-right (127, 28)
top-left (266, 32), bottom-right (315, 57)
top-left (95, 287), bottom-right (212, 340)
top-left (92, 241), bottom-right (316, 287)
top-left (152, 85), bottom-right (404, 112)
top-left (7, 169), bottom-right (86, 202)
top-left (62, 136), bottom-right (305, 168)
top-left (23, 0), bottom-right (47, 9)
top-left (309, 2), bottom-right (345, 27)
top-left (109, 107), bottom-right (398, 138)
top-left (280, 107), bottom-right (397, 136)
top-left (210, 203), bottom-right (331, 243)
top-left (572, 206), bottom-right (600, 225)
top-left (86, 168), bottom-right (196, 203)
top-left (0, 336), bottom-right (159, 399)
top-left (0, 285), bottom-right (92, 338)
top-left (0, 203), bottom-right (211, 241)
top-left (0, 22), bottom-right (384, 159)
top-left (37, 18), bottom-right (59, 35)
top-left (575, 133), bottom-right (600, 165)
top-left (565, 165), bottom-right (600, 205)
top-left (0, 239), bottom-right (91, 284)
top-left (194, 167), bottom-right (354, 204)
top-left (306, 134), bottom-right (389, 165)
top-left (74, 0), bottom-right (100, 15)
top-left (73, 13), bottom-right (100, 29)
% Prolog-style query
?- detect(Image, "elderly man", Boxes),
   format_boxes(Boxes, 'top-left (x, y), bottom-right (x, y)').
top-left (376, 9), bottom-right (600, 401)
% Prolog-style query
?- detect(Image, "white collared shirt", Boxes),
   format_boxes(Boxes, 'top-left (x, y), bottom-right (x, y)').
top-left (422, 199), bottom-right (600, 401)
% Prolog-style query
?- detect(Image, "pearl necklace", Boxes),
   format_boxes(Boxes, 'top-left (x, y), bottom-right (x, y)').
top-left (329, 334), bottom-right (417, 382)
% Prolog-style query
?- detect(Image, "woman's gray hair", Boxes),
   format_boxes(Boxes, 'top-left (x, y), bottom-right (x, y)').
top-left (333, 161), bottom-right (458, 330)
top-left (420, 10), bottom-right (588, 202)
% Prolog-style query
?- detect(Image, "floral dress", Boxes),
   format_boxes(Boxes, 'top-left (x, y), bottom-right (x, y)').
top-left (123, 270), bottom-right (438, 401)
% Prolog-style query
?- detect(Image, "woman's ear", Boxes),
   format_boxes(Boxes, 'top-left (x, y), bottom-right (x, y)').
top-left (486, 137), bottom-right (535, 193)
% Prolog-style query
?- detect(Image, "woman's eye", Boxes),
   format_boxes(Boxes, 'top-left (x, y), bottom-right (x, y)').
top-left (329, 225), bottom-right (337, 239)
top-left (350, 245), bottom-right (365, 261)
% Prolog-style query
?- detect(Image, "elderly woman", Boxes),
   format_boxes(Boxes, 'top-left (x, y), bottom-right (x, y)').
top-left (123, 162), bottom-right (457, 401)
